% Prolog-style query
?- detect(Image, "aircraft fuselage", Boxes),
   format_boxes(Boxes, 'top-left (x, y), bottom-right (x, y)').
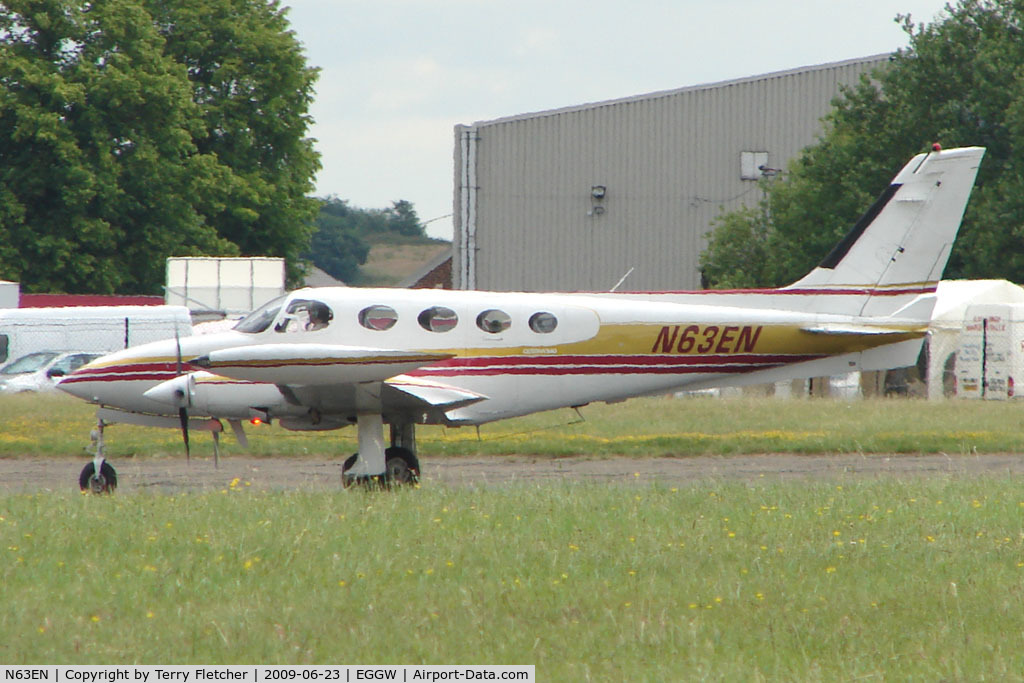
top-left (59, 286), bottom-right (926, 427)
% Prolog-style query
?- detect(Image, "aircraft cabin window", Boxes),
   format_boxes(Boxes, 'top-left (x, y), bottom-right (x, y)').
top-left (274, 299), bottom-right (334, 333)
top-left (529, 312), bottom-right (558, 334)
top-left (359, 305), bottom-right (398, 331)
top-left (418, 306), bottom-right (458, 333)
top-left (477, 309), bottom-right (512, 334)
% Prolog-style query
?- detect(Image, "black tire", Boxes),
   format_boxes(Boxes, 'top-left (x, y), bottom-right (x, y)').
top-left (342, 453), bottom-right (358, 473)
top-left (341, 453), bottom-right (359, 488)
top-left (385, 446), bottom-right (420, 485)
top-left (78, 461), bottom-right (117, 494)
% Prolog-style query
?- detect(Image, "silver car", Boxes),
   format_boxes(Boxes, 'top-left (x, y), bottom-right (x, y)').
top-left (0, 351), bottom-right (102, 393)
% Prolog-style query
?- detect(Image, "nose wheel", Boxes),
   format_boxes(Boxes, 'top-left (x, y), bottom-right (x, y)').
top-left (78, 461), bottom-right (118, 494)
top-left (78, 417), bottom-right (117, 494)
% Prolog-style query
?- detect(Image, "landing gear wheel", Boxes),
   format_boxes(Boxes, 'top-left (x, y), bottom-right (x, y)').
top-left (384, 446), bottom-right (420, 485)
top-left (78, 461), bottom-right (117, 494)
top-left (342, 453), bottom-right (359, 488)
top-left (341, 447), bottom-right (420, 488)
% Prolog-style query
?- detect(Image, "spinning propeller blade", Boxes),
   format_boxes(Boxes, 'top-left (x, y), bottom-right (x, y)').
top-left (174, 325), bottom-right (190, 462)
top-left (179, 406), bottom-right (191, 461)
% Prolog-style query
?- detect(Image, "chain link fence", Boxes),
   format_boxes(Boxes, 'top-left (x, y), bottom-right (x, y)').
top-left (0, 307), bottom-right (191, 365)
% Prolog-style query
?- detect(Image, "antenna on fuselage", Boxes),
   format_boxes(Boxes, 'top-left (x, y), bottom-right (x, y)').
top-left (610, 267), bottom-right (635, 292)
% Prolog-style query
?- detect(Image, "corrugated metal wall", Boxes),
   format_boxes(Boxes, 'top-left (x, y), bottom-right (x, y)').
top-left (453, 56), bottom-right (888, 292)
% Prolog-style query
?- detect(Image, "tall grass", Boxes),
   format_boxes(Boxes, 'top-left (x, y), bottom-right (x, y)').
top-left (2, 478), bottom-right (1024, 679)
top-left (4, 392), bottom-right (1024, 460)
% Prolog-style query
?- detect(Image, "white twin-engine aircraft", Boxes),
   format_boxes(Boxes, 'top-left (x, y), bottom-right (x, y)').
top-left (60, 146), bottom-right (985, 492)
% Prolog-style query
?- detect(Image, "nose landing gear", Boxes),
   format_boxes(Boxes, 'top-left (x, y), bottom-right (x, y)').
top-left (79, 419), bottom-right (117, 494)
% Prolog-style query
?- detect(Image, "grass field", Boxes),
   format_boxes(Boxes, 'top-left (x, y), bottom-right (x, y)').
top-left (3, 392), bottom-right (1024, 460)
top-left (3, 393), bottom-right (1024, 677)
top-left (3, 480), bottom-right (1024, 678)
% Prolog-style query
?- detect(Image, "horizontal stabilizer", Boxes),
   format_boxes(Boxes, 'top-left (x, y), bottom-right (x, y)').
top-left (191, 344), bottom-right (452, 385)
top-left (800, 323), bottom-right (926, 336)
top-left (887, 294), bottom-right (937, 322)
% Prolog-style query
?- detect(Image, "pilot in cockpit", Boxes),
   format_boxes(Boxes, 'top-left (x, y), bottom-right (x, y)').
top-left (275, 299), bottom-right (334, 333)
top-left (305, 301), bottom-right (332, 331)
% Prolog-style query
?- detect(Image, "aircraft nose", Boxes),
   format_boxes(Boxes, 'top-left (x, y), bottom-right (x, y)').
top-left (56, 356), bottom-right (107, 402)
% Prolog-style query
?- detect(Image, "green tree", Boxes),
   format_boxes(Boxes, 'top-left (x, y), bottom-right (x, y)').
top-left (384, 199), bottom-right (426, 237)
top-left (148, 0), bottom-right (321, 287)
top-left (303, 198), bottom-right (370, 283)
top-left (302, 197), bottom-right (431, 283)
top-left (700, 185), bottom-right (776, 289)
top-left (702, 0), bottom-right (1024, 288)
top-left (0, 0), bottom-right (319, 294)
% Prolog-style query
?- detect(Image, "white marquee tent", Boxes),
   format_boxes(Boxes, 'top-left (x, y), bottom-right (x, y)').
top-left (926, 279), bottom-right (1024, 400)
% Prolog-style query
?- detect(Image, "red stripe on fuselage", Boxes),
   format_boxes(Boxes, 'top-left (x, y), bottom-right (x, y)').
top-left (612, 284), bottom-right (937, 296)
top-left (62, 352), bottom-right (825, 385)
top-left (410, 353), bottom-right (823, 377)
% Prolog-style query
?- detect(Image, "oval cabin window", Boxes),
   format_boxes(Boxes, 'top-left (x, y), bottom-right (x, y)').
top-left (418, 306), bottom-right (458, 333)
top-left (529, 312), bottom-right (558, 334)
top-left (358, 305), bottom-right (398, 331)
top-left (476, 309), bottom-right (512, 334)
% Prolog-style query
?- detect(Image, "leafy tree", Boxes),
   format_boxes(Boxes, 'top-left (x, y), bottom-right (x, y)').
top-left (147, 0), bottom-right (321, 287)
top-left (301, 197), bottom-right (431, 283)
top-left (702, 0), bottom-right (1024, 288)
top-left (0, 0), bottom-right (319, 294)
top-left (700, 186), bottom-right (776, 289)
top-left (302, 198), bottom-right (370, 283)
top-left (384, 199), bottom-right (426, 237)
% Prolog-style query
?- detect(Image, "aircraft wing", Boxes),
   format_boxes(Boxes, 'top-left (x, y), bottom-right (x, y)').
top-left (190, 344), bottom-right (452, 385)
top-left (272, 375), bottom-right (489, 430)
top-left (385, 374), bottom-right (488, 411)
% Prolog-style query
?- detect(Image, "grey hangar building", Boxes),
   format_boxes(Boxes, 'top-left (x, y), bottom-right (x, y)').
top-left (451, 54), bottom-right (889, 293)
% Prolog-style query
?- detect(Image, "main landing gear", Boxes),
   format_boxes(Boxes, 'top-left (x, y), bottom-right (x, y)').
top-left (341, 446), bottom-right (420, 488)
top-left (341, 419), bottom-right (421, 488)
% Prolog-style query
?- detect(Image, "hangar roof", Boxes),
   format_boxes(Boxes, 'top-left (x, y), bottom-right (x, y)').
top-left (467, 54), bottom-right (890, 128)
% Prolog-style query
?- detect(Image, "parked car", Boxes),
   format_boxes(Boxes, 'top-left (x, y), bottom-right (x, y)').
top-left (0, 351), bottom-right (102, 393)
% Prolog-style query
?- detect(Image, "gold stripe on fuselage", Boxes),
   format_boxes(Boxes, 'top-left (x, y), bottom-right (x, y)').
top-left (443, 322), bottom-right (927, 359)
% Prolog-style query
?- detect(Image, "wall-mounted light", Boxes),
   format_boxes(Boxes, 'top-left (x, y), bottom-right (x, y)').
top-left (588, 185), bottom-right (607, 217)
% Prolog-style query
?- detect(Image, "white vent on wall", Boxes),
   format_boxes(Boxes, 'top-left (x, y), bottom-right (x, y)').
top-left (740, 151), bottom-right (769, 181)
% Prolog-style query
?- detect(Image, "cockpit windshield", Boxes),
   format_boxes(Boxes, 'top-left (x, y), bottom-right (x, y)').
top-left (233, 295), bottom-right (287, 334)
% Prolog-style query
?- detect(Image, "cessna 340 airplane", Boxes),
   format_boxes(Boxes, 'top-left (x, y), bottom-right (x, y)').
top-left (59, 145), bottom-right (985, 492)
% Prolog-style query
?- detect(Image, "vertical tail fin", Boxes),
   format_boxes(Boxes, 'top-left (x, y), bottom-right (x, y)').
top-left (785, 146), bottom-right (985, 318)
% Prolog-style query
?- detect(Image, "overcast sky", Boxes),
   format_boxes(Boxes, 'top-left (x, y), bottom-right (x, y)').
top-left (285, 1), bottom-right (953, 240)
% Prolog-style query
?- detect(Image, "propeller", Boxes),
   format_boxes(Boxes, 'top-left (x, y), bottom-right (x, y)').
top-left (174, 326), bottom-right (191, 463)
top-left (179, 408), bottom-right (191, 461)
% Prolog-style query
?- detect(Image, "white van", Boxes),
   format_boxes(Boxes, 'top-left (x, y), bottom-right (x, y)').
top-left (0, 306), bottom-right (192, 364)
